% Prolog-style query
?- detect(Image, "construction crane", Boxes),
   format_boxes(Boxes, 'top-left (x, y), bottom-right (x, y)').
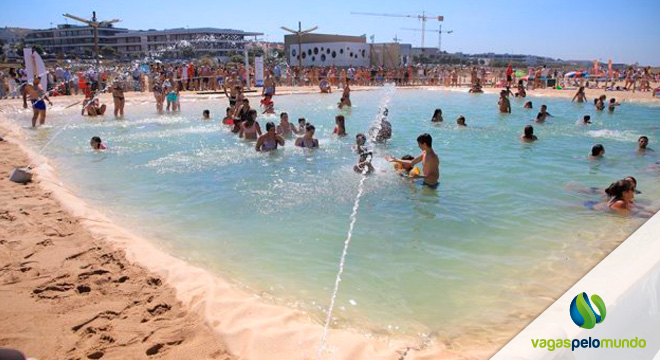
top-left (281, 22), bottom-right (318, 69)
top-left (63, 11), bottom-right (120, 89)
top-left (401, 26), bottom-right (453, 52)
top-left (351, 11), bottom-right (443, 48)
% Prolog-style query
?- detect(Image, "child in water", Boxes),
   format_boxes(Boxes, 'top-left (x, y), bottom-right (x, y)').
top-left (203, 109), bottom-right (210, 120)
top-left (222, 107), bottom-right (233, 125)
top-left (90, 136), bottom-right (107, 150)
top-left (353, 134), bottom-right (374, 175)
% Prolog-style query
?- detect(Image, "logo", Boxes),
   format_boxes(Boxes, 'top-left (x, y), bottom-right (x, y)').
top-left (570, 292), bottom-right (606, 329)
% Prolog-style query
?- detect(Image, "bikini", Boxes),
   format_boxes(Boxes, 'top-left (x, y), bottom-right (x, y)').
top-left (261, 138), bottom-right (278, 151)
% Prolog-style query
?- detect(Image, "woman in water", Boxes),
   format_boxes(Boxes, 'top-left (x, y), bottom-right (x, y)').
top-left (256, 122), bottom-right (285, 152)
top-left (605, 180), bottom-right (635, 215)
top-left (520, 125), bottom-right (538, 142)
top-left (295, 124), bottom-right (319, 148)
top-left (523, 101), bottom-right (533, 109)
top-left (456, 116), bottom-right (467, 127)
top-left (431, 108), bottom-right (443, 122)
top-left (152, 78), bottom-right (164, 113)
top-left (276, 112), bottom-right (300, 137)
top-left (239, 109), bottom-right (262, 140)
top-left (222, 107), bottom-right (233, 125)
top-left (572, 86), bottom-right (587, 102)
top-left (112, 81), bottom-right (125, 118)
top-left (334, 115), bottom-right (347, 136)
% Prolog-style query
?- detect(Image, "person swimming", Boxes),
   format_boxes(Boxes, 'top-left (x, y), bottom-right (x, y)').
top-left (387, 133), bottom-right (440, 189)
top-left (203, 109), bottom-right (210, 120)
top-left (353, 133), bottom-right (374, 174)
top-left (297, 117), bottom-right (307, 133)
top-left (456, 116), bottom-right (467, 127)
top-left (521, 125), bottom-right (538, 142)
top-left (334, 115), bottom-right (347, 136)
top-left (276, 112), bottom-right (300, 137)
top-left (535, 104), bottom-right (552, 122)
top-left (498, 90), bottom-right (511, 113)
top-left (638, 136), bottom-right (653, 153)
top-left (90, 136), bottom-right (107, 150)
top-left (523, 101), bottom-right (533, 109)
top-left (222, 107), bottom-right (233, 125)
top-left (295, 124), bottom-right (319, 148)
top-left (605, 180), bottom-right (634, 215)
top-left (590, 144), bottom-right (605, 159)
top-left (577, 115), bottom-right (591, 125)
top-left (256, 122), bottom-right (285, 152)
top-left (608, 98), bottom-right (620, 113)
top-left (239, 109), bottom-right (262, 140)
top-left (431, 108), bottom-right (443, 122)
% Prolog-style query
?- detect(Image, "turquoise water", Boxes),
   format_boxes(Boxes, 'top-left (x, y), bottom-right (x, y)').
top-left (9, 89), bottom-right (659, 344)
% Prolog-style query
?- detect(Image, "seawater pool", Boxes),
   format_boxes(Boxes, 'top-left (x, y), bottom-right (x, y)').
top-left (8, 89), bottom-right (659, 347)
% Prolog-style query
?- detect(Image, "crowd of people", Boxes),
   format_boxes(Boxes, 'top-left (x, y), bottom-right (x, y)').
top-left (0, 57), bottom-right (656, 217)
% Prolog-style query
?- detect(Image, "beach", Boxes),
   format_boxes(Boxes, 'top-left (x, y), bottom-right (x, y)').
top-left (0, 85), bottom-right (657, 360)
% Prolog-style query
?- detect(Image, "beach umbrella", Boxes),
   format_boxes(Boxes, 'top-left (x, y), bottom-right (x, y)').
top-left (565, 71), bottom-right (576, 78)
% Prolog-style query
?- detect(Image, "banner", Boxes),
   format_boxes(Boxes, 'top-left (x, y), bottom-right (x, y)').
top-left (23, 47), bottom-right (48, 88)
top-left (255, 56), bottom-right (264, 87)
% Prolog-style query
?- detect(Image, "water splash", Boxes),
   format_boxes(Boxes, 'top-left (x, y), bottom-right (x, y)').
top-left (315, 84), bottom-right (396, 360)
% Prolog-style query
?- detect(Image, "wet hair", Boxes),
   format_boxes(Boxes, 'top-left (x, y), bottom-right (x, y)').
top-left (243, 98), bottom-right (249, 103)
top-left (305, 124), bottom-right (315, 133)
top-left (605, 180), bottom-right (632, 201)
top-left (203, 109), bottom-right (210, 116)
top-left (583, 115), bottom-right (591, 122)
top-left (335, 115), bottom-right (345, 124)
top-left (591, 144), bottom-right (605, 157)
top-left (401, 155), bottom-right (414, 161)
top-left (524, 101), bottom-right (532, 108)
top-left (639, 135), bottom-right (648, 142)
top-left (456, 116), bottom-right (466, 125)
top-left (91, 136), bottom-right (102, 144)
top-left (609, 98), bottom-right (616, 103)
top-left (226, 107), bottom-right (231, 113)
top-left (266, 122), bottom-right (276, 131)
top-left (541, 105), bottom-right (547, 110)
top-left (280, 112), bottom-right (288, 119)
top-left (623, 176), bottom-right (637, 187)
top-left (298, 117), bottom-right (307, 124)
top-left (524, 125), bottom-right (534, 138)
top-left (432, 108), bottom-right (442, 117)
top-left (247, 109), bottom-right (257, 120)
top-left (417, 133), bottom-right (433, 147)
top-left (355, 133), bottom-right (366, 144)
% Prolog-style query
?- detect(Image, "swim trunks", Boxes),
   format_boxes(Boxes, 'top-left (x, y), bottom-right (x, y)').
top-left (265, 87), bottom-right (274, 96)
top-left (32, 99), bottom-right (46, 111)
top-left (229, 97), bottom-right (236, 107)
top-left (416, 180), bottom-right (438, 189)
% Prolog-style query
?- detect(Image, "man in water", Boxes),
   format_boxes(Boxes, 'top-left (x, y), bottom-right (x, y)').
top-left (203, 109), bottom-right (211, 120)
top-left (22, 77), bottom-right (52, 127)
top-left (224, 73), bottom-right (240, 109)
top-left (536, 105), bottom-right (552, 122)
top-left (388, 133), bottom-right (440, 189)
top-left (638, 136), bottom-right (653, 153)
top-left (498, 90), bottom-right (511, 113)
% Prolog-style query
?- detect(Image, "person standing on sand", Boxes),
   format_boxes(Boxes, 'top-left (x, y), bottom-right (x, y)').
top-left (23, 77), bottom-right (52, 128)
top-left (112, 81), bottom-right (125, 118)
top-left (387, 133), bottom-right (440, 189)
top-left (506, 63), bottom-right (514, 87)
top-left (498, 90), bottom-right (511, 113)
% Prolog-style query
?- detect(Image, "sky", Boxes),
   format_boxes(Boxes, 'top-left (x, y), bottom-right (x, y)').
top-left (2, 0), bottom-right (659, 65)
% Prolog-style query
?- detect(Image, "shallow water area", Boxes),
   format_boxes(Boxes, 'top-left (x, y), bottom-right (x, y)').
top-left (7, 88), bottom-right (659, 348)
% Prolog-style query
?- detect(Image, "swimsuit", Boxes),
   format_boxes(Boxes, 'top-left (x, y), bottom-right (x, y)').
top-left (416, 180), bottom-right (439, 189)
top-left (32, 99), bottom-right (46, 111)
top-left (166, 92), bottom-right (177, 102)
top-left (265, 87), bottom-right (274, 96)
top-left (261, 138), bottom-right (278, 151)
top-left (298, 139), bottom-right (317, 148)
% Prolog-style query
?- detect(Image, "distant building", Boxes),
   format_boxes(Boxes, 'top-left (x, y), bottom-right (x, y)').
top-left (114, 28), bottom-right (262, 60)
top-left (284, 33), bottom-right (369, 67)
top-left (23, 24), bottom-right (261, 60)
top-left (24, 24), bottom-right (129, 56)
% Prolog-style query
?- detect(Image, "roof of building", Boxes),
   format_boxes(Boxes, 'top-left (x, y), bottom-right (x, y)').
top-left (116, 27), bottom-right (262, 37)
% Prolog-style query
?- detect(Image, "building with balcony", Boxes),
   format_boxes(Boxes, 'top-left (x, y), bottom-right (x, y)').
top-left (24, 24), bottom-right (128, 56)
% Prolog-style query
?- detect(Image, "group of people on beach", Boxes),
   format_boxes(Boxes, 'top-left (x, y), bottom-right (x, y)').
top-left (6, 59), bottom-right (655, 216)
